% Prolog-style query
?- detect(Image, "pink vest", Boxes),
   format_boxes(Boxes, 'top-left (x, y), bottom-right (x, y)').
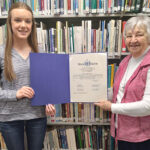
top-left (111, 49), bottom-right (150, 142)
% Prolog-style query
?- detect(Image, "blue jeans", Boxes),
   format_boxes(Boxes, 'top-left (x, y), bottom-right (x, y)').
top-left (0, 117), bottom-right (47, 150)
top-left (118, 139), bottom-right (150, 150)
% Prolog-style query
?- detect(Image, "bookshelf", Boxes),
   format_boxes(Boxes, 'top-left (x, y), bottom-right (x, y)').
top-left (0, 0), bottom-right (149, 150)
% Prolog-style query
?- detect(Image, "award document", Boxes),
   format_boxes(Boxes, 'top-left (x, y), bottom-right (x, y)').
top-left (30, 53), bottom-right (107, 105)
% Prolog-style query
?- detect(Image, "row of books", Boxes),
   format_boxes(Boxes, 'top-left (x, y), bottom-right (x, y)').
top-left (108, 63), bottom-right (118, 88)
top-left (0, 24), bottom-right (6, 46)
top-left (43, 125), bottom-right (111, 150)
top-left (37, 19), bottom-right (126, 57)
top-left (0, 0), bottom-right (147, 16)
top-left (47, 103), bottom-right (111, 123)
top-left (0, 19), bottom-right (126, 57)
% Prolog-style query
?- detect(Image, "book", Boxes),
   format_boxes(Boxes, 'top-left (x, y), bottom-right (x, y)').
top-left (74, 26), bottom-right (83, 53)
top-left (30, 52), bottom-right (107, 105)
top-left (43, 131), bottom-right (50, 150)
top-left (58, 127), bottom-right (68, 149)
top-left (52, 128), bottom-right (60, 149)
top-left (0, 26), bottom-right (3, 45)
top-left (75, 126), bottom-right (83, 148)
top-left (122, 21), bottom-right (126, 52)
top-left (66, 127), bottom-right (77, 149)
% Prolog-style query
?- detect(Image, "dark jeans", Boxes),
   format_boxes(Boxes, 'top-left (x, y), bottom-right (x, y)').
top-left (118, 139), bottom-right (150, 150)
top-left (0, 117), bottom-right (47, 150)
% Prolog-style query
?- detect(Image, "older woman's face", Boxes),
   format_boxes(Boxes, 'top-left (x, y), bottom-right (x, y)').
top-left (125, 26), bottom-right (149, 58)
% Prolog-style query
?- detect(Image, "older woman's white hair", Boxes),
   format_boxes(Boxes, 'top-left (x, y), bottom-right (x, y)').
top-left (123, 16), bottom-right (150, 43)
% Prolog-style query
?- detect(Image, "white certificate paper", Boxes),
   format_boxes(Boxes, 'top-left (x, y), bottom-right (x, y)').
top-left (69, 53), bottom-right (107, 102)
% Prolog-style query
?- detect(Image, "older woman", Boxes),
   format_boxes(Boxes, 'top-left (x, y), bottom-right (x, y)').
top-left (95, 16), bottom-right (150, 150)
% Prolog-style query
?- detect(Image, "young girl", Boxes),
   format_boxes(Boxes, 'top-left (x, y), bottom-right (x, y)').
top-left (0, 2), bottom-right (55, 150)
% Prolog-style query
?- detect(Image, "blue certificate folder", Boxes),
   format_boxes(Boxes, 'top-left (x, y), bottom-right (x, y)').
top-left (30, 52), bottom-right (107, 106)
top-left (30, 53), bottom-right (70, 105)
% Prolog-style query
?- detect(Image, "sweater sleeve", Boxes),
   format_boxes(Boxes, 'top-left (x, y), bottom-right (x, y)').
top-left (111, 69), bottom-right (150, 117)
top-left (0, 88), bottom-right (17, 101)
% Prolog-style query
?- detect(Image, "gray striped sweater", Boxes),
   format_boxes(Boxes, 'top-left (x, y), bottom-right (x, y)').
top-left (0, 45), bottom-right (45, 122)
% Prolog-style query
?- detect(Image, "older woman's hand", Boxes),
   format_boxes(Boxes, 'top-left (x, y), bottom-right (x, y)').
top-left (45, 104), bottom-right (56, 116)
top-left (94, 100), bottom-right (112, 111)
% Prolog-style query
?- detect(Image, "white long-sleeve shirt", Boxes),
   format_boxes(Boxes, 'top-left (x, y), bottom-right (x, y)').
top-left (111, 47), bottom-right (150, 117)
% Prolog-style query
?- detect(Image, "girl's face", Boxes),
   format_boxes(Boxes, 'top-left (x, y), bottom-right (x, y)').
top-left (125, 26), bottom-right (149, 58)
top-left (11, 8), bottom-right (33, 41)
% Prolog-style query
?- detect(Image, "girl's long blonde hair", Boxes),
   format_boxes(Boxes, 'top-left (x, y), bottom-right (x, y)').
top-left (4, 2), bottom-right (38, 81)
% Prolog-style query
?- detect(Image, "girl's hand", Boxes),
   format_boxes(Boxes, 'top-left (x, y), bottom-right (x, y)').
top-left (16, 86), bottom-right (34, 99)
top-left (45, 104), bottom-right (56, 116)
top-left (94, 100), bottom-right (112, 111)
